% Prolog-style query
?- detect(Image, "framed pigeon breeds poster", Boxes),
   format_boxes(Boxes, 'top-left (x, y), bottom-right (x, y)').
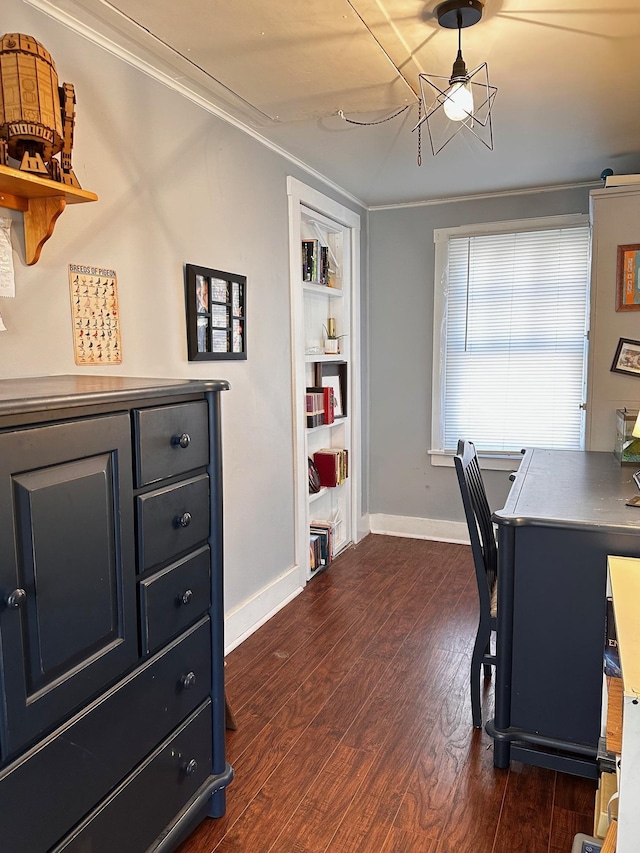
top-left (69, 263), bottom-right (122, 365)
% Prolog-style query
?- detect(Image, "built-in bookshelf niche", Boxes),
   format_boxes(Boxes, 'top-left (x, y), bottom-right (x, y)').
top-left (288, 177), bottom-right (361, 582)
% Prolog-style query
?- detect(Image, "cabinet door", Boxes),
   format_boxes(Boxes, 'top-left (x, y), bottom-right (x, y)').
top-left (0, 413), bottom-right (136, 759)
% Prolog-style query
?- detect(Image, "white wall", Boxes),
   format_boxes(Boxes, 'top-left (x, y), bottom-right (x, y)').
top-left (587, 187), bottom-right (640, 450)
top-left (1, 1), bottom-right (366, 650)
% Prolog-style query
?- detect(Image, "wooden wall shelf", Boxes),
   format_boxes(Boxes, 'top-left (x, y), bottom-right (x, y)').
top-left (0, 165), bottom-right (98, 265)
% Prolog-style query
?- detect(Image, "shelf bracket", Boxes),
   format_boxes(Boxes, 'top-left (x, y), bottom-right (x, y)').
top-left (23, 196), bottom-right (67, 265)
top-left (0, 165), bottom-right (97, 265)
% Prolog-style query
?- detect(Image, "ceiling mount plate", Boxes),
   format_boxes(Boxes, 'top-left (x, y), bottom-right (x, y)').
top-left (436, 0), bottom-right (484, 29)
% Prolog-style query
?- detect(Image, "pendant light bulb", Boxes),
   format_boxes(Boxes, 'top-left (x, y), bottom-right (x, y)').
top-left (443, 80), bottom-right (473, 121)
top-left (444, 34), bottom-right (473, 123)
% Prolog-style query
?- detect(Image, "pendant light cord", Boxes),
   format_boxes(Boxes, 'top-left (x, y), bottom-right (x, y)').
top-left (338, 105), bottom-right (413, 126)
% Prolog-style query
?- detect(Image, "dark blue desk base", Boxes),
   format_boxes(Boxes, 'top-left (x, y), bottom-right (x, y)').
top-left (486, 721), bottom-right (598, 779)
top-left (490, 449), bottom-right (640, 778)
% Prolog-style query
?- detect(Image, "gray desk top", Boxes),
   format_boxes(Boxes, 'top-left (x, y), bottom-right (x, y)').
top-left (494, 448), bottom-right (640, 533)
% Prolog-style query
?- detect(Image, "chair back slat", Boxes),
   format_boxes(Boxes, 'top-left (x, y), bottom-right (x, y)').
top-left (454, 440), bottom-right (498, 610)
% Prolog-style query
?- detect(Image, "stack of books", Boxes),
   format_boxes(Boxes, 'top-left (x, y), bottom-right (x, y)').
top-left (305, 386), bottom-right (335, 428)
top-left (302, 239), bottom-right (329, 284)
top-left (313, 448), bottom-right (348, 487)
top-left (309, 520), bottom-right (334, 571)
top-left (306, 389), bottom-right (324, 428)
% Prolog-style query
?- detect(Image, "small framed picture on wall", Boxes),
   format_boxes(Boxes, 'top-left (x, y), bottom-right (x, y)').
top-left (185, 264), bottom-right (246, 361)
top-left (611, 337), bottom-right (640, 376)
top-left (616, 244), bottom-right (640, 311)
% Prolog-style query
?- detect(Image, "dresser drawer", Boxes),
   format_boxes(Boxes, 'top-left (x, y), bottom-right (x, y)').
top-left (137, 474), bottom-right (210, 572)
top-left (53, 701), bottom-right (213, 853)
top-left (140, 546), bottom-right (211, 654)
top-left (0, 618), bottom-right (211, 853)
top-left (134, 401), bottom-right (209, 487)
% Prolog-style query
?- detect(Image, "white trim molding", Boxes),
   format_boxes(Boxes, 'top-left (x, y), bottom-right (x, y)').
top-left (224, 564), bottom-right (303, 654)
top-left (369, 513), bottom-right (469, 544)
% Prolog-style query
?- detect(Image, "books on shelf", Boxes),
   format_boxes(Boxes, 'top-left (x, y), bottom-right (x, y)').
top-left (323, 386), bottom-right (334, 424)
top-left (309, 533), bottom-right (322, 571)
top-left (305, 388), bottom-right (324, 428)
top-left (305, 386), bottom-right (335, 427)
top-left (313, 448), bottom-right (348, 488)
top-left (302, 239), bottom-right (329, 285)
top-left (309, 520), bottom-right (335, 571)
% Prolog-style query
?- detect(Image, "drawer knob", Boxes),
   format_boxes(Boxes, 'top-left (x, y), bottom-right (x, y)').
top-left (181, 589), bottom-right (193, 606)
top-left (6, 588), bottom-right (26, 609)
top-left (176, 512), bottom-right (192, 528)
top-left (180, 671), bottom-right (197, 690)
top-left (184, 758), bottom-right (198, 777)
top-left (172, 433), bottom-right (191, 449)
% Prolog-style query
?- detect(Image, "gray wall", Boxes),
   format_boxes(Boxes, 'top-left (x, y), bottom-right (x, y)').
top-left (368, 186), bottom-right (593, 525)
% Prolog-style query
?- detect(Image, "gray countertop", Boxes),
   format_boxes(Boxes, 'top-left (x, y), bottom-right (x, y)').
top-left (494, 448), bottom-right (640, 533)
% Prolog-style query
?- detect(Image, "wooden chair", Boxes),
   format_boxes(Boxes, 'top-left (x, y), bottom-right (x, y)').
top-left (454, 439), bottom-right (498, 729)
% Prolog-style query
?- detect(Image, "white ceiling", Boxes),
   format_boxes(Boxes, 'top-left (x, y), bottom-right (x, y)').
top-left (30, 0), bottom-right (640, 206)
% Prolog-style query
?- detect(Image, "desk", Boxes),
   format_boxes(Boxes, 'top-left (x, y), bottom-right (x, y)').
top-left (488, 449), bottom-right (640, 778)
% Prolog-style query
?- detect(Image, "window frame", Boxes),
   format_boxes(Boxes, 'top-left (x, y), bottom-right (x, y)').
top-left (430, 213), bottom-right (591, 469)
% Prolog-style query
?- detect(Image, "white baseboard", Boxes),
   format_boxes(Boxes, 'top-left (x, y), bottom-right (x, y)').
top-left (224, 564), bottom-right (304, 654)
top-left (369, 513), bottom-right (469, 544)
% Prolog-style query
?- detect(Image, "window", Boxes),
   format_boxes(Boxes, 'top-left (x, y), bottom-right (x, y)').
top-left (431, 215), bottom-right (591, 460)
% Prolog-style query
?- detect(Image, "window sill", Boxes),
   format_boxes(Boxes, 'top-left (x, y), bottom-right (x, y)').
top-left (429, 450), bottom-right (526, 471)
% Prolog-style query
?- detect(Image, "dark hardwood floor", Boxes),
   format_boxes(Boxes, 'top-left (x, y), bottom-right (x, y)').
top-left (178, 534), bottom-right (596, 852)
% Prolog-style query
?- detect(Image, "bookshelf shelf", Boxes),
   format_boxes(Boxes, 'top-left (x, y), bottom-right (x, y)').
top-left (288, 178), bottom-right (361, 582)
top-left (307, 420), bottom-right (344, 434)
top-left (303, 282), bottom-right (344, 298)
top-left (305, 353), bottom-right (346, 363)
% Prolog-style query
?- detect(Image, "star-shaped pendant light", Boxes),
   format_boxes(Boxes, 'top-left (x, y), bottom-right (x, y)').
top-left (413, 0), bottom-right (497, 156)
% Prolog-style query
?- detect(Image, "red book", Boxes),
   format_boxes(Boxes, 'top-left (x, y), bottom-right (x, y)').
top-left (313, 449), bottom-right (346, 487)
top-left (323, 387), bottom-right (334, 425)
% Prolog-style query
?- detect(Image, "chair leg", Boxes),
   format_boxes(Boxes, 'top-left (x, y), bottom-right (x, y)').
top-left (470, 661), bottom-right (481, 728)
top-left (471, 626), bottom-right (489, 729)
top-left (483, 640), bottom-right (492, 680)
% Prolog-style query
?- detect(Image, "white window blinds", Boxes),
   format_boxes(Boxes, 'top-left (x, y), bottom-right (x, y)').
top-left (439, 224), bottom-right (591, 453)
